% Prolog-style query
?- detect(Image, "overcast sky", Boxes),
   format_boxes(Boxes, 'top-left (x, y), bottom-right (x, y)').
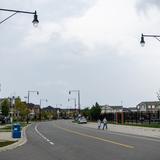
top-left (1, 0), bottom-right (160, 108)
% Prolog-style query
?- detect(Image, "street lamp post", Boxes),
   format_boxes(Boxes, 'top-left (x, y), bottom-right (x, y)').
top-left (68, 98), bottom-right (76, 110)
top-left (40, 99), bottom-right (48, 108)
top-left (56, 104), bottom-right (62, 119)
top-left (68, 98), bottom-right (77, 118)
top-left (140, 33), bottom-right (160, 47)
top-left (69, 90), bottom-right (81, 114)
top-left (27, 90), bottom-right (39, 123)
top-left (27, 90), bottom-right (39, 104)
top-left (0, 8), bottom-right (39, 26)
top-left (10, 96), bottom-right (15, 124)
top-left (39, 99), bottom-right (47, 121)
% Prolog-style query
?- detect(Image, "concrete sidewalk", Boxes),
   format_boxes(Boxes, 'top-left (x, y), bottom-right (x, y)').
top-left (0, 132), bottom-right (14, 142)
top-left (81, 122), bottom-right (160, 139)
top-left (0, 125), bottom-right (28, 152)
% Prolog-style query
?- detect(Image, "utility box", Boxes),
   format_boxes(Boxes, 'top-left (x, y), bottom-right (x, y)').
top-left (12, 123), bottom-right (21, 138)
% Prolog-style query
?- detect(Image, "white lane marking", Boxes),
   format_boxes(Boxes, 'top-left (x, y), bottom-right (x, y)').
top-left (35, 125), bottom-right (55, 145)
top-left (50, 142), bottom-right (54, 145)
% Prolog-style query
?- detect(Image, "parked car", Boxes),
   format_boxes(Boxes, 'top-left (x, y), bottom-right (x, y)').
top-left (78, 117), bottom-right (87, 124)
top-left (0, 116), bottom-right (10, 124)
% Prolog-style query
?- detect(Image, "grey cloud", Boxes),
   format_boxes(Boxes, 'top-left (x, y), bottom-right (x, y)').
top-left (1, 0), bottom-right (159, 107)
top-left (136, 0), bottom-right (160, 11)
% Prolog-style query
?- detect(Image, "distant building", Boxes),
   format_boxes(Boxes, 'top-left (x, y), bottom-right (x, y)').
top-left (123, 107), bottom-right (137, 112)
top-left (42, 106), bottom-right (57, 113)
top-left (136, 101), bottom-right (160, 112)
top-left (27, 103), bottom-right (40, 119)
top-left (41, 106), bottom-right (58, 120)
top-left (59, 108), bottom-right (77, 118)
top-left (0, 98), bottom-right (6, 115)
top-left (101, 105), bottom-right (123, 114)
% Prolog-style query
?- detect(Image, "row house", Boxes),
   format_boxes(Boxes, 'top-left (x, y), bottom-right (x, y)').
top-left (27, 103), bottom-right (40, 120)
top-left (136, 101), bottom-right (160, 112)
top-left (101, 105), bottom-right (123, 114)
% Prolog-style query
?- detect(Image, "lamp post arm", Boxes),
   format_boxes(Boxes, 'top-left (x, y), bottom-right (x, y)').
top-left (140, 33), bottom-right (160, 46)
top-left (0, 12), bottom-right (17, 24)
top-left (155, 37), bottom-right (160, 42)
top-left (143, 34), bottom-right (160, 38)
top-left (0, 8), bottom-right (38, 26)
top-left (69, 90), bottom-right (79, 93)
top-left (0, 8), bottom-right (35, 14)
top-left (27, 90), bottom-right (39, 104)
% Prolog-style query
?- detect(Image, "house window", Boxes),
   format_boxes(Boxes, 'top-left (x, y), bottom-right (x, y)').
top-left (152, 105), bottom-right (155, 109)
top-left (148, 105), bottom-right (151, 109)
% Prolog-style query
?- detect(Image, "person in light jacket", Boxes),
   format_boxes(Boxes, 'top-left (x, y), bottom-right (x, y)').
top-left (97, 119), bottom-right (101, 129)
top-left (102, 117), bottom-right (107, 130)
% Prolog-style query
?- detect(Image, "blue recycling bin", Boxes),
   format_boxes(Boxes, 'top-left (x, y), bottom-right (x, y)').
top-left (12, 123), bottom-right (21, 138)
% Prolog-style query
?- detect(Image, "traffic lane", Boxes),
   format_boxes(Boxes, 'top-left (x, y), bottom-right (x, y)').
top-left (37, 121), bottom-right (135, 160)
top-left (48, 120), bottom-right (160, 160)
top-left (0, 123), bottom-right (58, 160)
top-left (53, 120), bottom-right (160, 149)
top-left (0, 121), bottom-right (160, 160)
top-left (57, 120), bottom-right (160, 143)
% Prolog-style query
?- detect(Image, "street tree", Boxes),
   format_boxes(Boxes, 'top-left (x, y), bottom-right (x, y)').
top-left (15, 97), bottom-right (30, 121)
top-left (1, 99), bottom-right (10, 117)
top-left (90, 102), bottom-right (101, 121)
top-left (81, 107), bottom-right (90, 119)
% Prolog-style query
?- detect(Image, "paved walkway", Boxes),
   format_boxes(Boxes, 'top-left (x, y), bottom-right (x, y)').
top-left (81, 122), bottom-right (160, 138)
top-left (0, 125), bottom-right (13, 142)
top-left (0, 125), bottom-right (28, 152)
top-left (0, 132), bottom-right (14, 142)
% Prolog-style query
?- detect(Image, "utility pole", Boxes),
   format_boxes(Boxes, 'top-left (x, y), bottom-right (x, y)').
top-left (69, 90), bottom-right (81, 114)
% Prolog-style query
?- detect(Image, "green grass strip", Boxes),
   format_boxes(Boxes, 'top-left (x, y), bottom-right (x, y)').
top-left (0, 141), bottom-right (16, 147)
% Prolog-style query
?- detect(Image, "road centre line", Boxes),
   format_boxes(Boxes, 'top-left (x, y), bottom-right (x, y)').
top-left (53, 123), bottom-right (134, 149)
top-left (35, 125), bottom-right (55, 145)
top-left (108, 131), bottom-right (160, 143)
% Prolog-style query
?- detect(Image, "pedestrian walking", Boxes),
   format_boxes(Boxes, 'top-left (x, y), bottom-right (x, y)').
top-left (97, 119), bottom-right (101, 129)
top-left (103, 117), bottom-right (107, 130)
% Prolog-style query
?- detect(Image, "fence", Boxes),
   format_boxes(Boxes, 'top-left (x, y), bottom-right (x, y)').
top-left (101, 111), bottom-right (160, 124)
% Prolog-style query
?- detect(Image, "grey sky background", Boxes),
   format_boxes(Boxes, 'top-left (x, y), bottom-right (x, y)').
top-left (1, 0), bottom-right (160, 108)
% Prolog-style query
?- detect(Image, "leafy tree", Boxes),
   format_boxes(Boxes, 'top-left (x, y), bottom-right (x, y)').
top-left (90, 102), bottom-right (101, 121)
top-left (15, 97), bottom-right (30, 121)
top-left (81, 107), bottom-right (90, 118)
top-left (1, 99), bottom-right (10, 117)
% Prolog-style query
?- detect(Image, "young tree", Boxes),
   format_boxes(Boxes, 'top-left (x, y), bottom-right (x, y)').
top-left (81, 107), bottom-right (90, 119)
top-left (90, 102), bottom-right (101, 121)
top-left (1, 99), bottom-right (10, 117)
top-left (15, 97), bottom-right (30, 121)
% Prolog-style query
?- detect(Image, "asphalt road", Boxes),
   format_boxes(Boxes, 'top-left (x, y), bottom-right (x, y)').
top-left (0, 120), bottom-right (160, 160)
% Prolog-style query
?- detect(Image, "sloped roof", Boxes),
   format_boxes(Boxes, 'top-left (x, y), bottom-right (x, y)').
top-left (110, 106), bottom-right (123, 109)
top-left (101, 105), bottom-right (123, 110)
top-left (137, 101), bottom-right (160, 106)
top-left (28, 103), bottom-right (40, 109)
top-left (42, 106), bottom-right (56, 111)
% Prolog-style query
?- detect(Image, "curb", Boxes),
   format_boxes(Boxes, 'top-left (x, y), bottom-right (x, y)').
top-left (0, 124), bottom-right (30, 152)
top-left (80, 122), bottom-right (160, 139)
